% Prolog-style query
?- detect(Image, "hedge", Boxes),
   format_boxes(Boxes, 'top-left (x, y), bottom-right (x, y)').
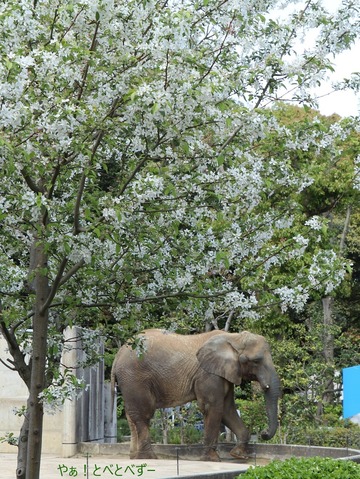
top-left (238, 457), bottom-right (360, 479)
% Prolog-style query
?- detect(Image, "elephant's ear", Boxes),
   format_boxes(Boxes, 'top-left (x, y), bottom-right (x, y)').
top-left (196, 335), bottom-right (242, 385)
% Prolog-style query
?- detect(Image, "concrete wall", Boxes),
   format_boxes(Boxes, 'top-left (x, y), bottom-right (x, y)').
top-left (0, 328), bottom-right (116, 457)
top-left (0, 333), bottom-right (64, 454)
top-left (78, 441), bottom-right (360, 463)
top-left (0, 334), bottom-right (28, 443)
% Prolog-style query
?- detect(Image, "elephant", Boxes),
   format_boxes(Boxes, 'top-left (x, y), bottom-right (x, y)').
top-left (111, 328), bottom-right (281, 462)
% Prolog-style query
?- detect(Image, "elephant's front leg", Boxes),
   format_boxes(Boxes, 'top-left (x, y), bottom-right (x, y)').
top-left (203, 408), bottom-right (224, 461)
top-left (222, 388), bottom-right (251, 459)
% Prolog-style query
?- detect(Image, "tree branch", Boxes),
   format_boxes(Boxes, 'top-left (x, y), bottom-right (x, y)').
top-left (197, 16), bottom-right (234, 86)
top-left (47, 163), bottom-right (61, 200)
top-left (0, 357), bottom-right (17, 371)
top-left (21, 169), bottom-right (44, 194)
top-left (41, 256), bottom-right (68, 314)
top-left (219, 0), bottom-right (312, 153)
top-left (0, 304), bottom-right (31, 389)
top-left (76, 19), bottom-right (100, 102)
top-left (118, 156), bottom-right (148, 196)
top-left (339, 205), bottom-right (351, 253)
top-left (224, 310), bottom-right (234, 332)
top-left (59, 258), bottom-right (86, 287)
top-left (73, 171), bottom-right (87, 234)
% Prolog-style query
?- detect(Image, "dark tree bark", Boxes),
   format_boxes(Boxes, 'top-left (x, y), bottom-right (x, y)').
top-left (0, 304), bottom-right (32, 479)
top-left (24, 238), bottom-right (50, 479)
top-left (16, 397), bottom-right (30, 479)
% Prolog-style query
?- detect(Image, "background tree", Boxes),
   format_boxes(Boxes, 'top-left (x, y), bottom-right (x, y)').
top-left (0, 1), bottom-right (359, 478)
top-left (235, 105), bottom-right (360, 439)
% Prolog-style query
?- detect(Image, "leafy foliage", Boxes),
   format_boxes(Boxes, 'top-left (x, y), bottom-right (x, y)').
top-left (239, 457), bottom-right (360, 479)
top-left (0, 432), bottom-right (18, 447)
top-left (150, 403), bottom-right (204, 445)
top-left (279, 424), bottom-right (360, 449)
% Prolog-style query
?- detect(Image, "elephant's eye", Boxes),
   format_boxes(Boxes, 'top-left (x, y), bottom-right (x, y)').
top-left (251, 356), bottom-right (262, 363)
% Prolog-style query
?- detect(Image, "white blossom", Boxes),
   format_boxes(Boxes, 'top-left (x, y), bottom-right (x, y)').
top-left (305, 216), bottom-right (323, 231)
top-left (275, 286), bottom-right (310, 313)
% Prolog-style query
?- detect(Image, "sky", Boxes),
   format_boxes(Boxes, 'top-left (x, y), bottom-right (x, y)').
top-left (275, 0), bottom-right (360, 118)
top-left (316, 0), bottom-right (359, 118)
top-left (315, 44), bottom-right (360, 118)
top-left (310, 0), bottom-right (359, 118)
top-left (317, 46), bottom-right (360, 116)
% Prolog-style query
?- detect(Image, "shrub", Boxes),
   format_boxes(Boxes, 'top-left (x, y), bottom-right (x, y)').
top-left (275, 425), bottom-right (360, 448)
top-left (238, 457), bottom-right (360, 479)
top-left (150, 424), bottom-right (203, 445)
top-left (167, 426), bottom-right (203, 445)
top-left (150, 404), bottom-right (204, 444)
top-left (235, 397), bottom-right (267, 436)
top-left (117, 418), bottom-right (130, 441)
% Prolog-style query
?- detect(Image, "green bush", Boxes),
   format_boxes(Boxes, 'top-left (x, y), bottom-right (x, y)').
top-left (235, 397), bottom-right (267, 436)
top-left (275, 425), bottom-right (360, 449)
top-left (169, 426), bottom-right (203, 445)
top-left (150, 425), bottom-right (203, 444)
top-left (117, 418), bottom-right (130, 441)
top-left (238, 457), bottom-right (360, 479)
top-left (150, 405), bottom-right (204, 444)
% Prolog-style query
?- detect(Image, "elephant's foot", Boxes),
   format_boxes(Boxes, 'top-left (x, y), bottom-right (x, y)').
top-left (200, 447), bottom-right (221, 462)
top-left (130, 450), bottom-right (158, 460)
top-left (230, 443), bottom-right (250, 459)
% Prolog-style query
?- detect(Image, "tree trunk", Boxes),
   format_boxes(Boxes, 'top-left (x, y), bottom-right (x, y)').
top-left (322, 296), bottom-right (334, 365)
top-left (0, 299), bottom-right (32, 479)
top-left (319, 206), bottom-right (351, 411)
top-left (16, 397), bottom-right (30, 479)
top-left (322, 296), bottom-right (335, 404)
top-left (161, 409), bottom-right (169, 445)
top-left (24, 239), bottom-right (50, 479)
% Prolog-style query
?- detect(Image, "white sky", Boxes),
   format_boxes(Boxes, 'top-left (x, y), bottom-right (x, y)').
top-left (315, 43), bottom-right (360, 117)
top-left (274, 0), bottom-right (360, 118)
top-left (315, 0), bottom-right (359, 117)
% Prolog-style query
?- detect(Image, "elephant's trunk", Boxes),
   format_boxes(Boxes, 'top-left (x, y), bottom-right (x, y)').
top-left (261, 372), bottom-right (281, 441)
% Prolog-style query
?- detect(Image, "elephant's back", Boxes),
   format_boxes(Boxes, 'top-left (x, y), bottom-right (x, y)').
top-left (142, 328), bottom-right (224, 348)
top-left (116, 328), bottom-right (225, 362)
top-left (131, 328), bottom-right (227, 358)
top-left (115, 330), bottom-right (209, 405)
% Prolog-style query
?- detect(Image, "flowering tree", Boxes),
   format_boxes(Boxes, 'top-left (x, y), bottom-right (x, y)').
top-left (0, 1), bottom-right (359, 478)
top-left (235, 105), bottom-right (360, 433)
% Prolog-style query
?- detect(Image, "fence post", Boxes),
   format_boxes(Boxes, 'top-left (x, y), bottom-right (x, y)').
top-left (62, 327), bottom-right (81, 457)
top-left (104, 382), bottom-right (117, 443)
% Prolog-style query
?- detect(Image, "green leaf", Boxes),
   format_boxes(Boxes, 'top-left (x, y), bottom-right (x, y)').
top-left (151, 102), bottom-right (160, 114)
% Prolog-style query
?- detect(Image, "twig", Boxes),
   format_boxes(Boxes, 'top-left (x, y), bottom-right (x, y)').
top-left (59, 258), bottom-right (86, 287)
top-left (0, 358), bottom-right (16, 371)
top-left (41, 257), bottom-right (68, 314)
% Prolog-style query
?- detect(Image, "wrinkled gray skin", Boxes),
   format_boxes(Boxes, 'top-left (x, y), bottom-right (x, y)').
top-left (111, 329), bottom-right (281, 461)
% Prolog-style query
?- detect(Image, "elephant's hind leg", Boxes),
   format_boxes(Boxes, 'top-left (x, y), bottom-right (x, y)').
top-left (125, 407), bottom-right (157, 460)
top-left (126, 415), bottom-right (138, 458)
top-left (196, 379), bottom-right (224, 462)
